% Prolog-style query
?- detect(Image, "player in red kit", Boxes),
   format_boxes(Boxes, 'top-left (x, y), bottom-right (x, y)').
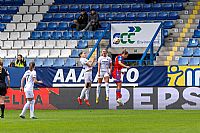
top-left (112, 50), bottom-right (129, 106)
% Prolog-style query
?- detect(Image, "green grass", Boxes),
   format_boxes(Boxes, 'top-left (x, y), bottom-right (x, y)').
top-left (0, 110), bottom-right (200, 133)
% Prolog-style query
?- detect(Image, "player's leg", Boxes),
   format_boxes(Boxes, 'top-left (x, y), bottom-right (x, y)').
top-left (96, 77), bottom-right (103, 104)
top-left (0, 96), bottom-right (5, 118)
top-left (77, 72), bottom-right (88, 105)
top-left (84, 82), bottom-right (91, 106)
top-left (29, 96), bottom-right (37, 119)
top-left (104, 73), bottom-right (110, 101)
top-left (20, 98), bottom-right (31, 119)
top-left (116, 82), bottom-right (123, 106)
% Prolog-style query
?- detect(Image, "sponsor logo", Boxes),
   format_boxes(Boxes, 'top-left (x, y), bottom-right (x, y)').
top-left (113, 26), bottom-right (141, 44)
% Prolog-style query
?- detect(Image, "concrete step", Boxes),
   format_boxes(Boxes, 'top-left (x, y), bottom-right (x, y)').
top-left (168, 28), bottom-right (195, 33)
top-left (160, 46), bottom-right (185, 52)
top-left (154, 60), bottom-right (178, 66)
top-left (159, 51), bottom-right (183, 56)
top-left (169, 32), bottom-right (194, 38)
top-left (180, 14), bottom-right (200, 19)
top-left (156, 55), bottom-right (180, 61)
top-left (176, 19), bottom-right (199, 24)
top-left (164, 37), bottom-right (191, 43)
top-left (175, 23), bottom-right (198, 29)
top-left (164, 42), bottom-right (188, 47)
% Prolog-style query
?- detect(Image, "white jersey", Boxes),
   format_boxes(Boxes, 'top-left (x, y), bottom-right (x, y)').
top-left (80, 58), bottom-right (92, 72)
top-left (23, 70), bottom-right (36, 91)
top-left (98, 56), bottom-right (112, 72)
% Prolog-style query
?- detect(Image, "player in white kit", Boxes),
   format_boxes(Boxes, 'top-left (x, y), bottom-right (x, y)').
top-left (77, 51), bottom-right (95, 106)
top-left (19, 62), bottom-right (43, 119)
top-left (96, 49), bottom-right (112, 104)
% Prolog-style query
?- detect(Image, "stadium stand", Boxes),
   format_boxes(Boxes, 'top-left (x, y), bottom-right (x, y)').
top-left (1, 0), bottom-right (199, 67)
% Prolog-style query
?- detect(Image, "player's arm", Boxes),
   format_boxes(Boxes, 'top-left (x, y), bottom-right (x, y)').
top-left (6, 75), bottom-right (10, 88)
top-left (20, 77), bottom-right (25, 91)
top-left (109, 61), bottom-right (112, 74)
top-left (86, 58), bottom-right (95, 67)
top-left (33, 77), bottom-right (43, 84)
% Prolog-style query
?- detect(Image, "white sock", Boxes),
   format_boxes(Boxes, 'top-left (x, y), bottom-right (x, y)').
top-left (96, 83), bottom-right (101, 98)
top-left (85, 88), bottom-right (90, 100)
top-left (20, 101), bottom-right (30, 116)
top-left (30, 100), bottom-right (35, 118)
top-left (105, 83), bottom-right (109, 98)
top-left (80, 88), bottom-right (87, 99)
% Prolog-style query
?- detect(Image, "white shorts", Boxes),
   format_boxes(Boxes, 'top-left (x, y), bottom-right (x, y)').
top-left (84, 71), bottom-right (92, 83)
top-left (25, 91), bottom-right (34, 99)
top-left (99, 71), bottom-right (109, 78)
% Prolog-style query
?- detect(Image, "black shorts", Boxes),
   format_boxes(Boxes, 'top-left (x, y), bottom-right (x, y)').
top-left (0, 83), bottom-right (7, 96)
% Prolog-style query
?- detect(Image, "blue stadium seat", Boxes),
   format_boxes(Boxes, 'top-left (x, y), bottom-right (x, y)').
top-left (142, 4), bottom-right (152, 11)
top-left (35, 23), bottom-right (47, 31)
top-left (70, 49), bottom-right (81, 58)
top-left (163, 29), bottom-right (168, 38)
top-left (81, 5), bottom-right (90, 12)
top-left (43, 59), bottom-right (54, 67)
top-left (121, 4), bottom-right (131, 12)
top-left (173, 3), bottom-right (183, 11)
top-left (64, 58), bottom-right (76, 67)
top-left (60, 5), bottom-right (69, 12)
top-left (168, 12), bottom-right (179, 20)
top-left (62, 32), bottom-right (72, 39)
top-left (148, 12), bottom-right (157, 20)
top-left (43, 14), bottom-right (53, 22)
top-left (101, 4), bottom-right (110, 12)
top-left (49, 5), bottom-right (59, 13)
top-left (183, 48), bottom-right (193, 57)
top-left (111, 5), bottom-right (121, 12)
top-left (106, 13), bottom-right (116, 21)
top-left (132, 4), bottom-right (142, 11)
top-left (115, 13), bottom-right (126, 21)
top-left (52, 31), bottom-right (62, 40)
top-left (94, 31), bottom-right (103, 39)
top-left (126, 13), bottom-right (136, 21)
top-left (69, 5), bottom-right (79, 13)
top-left (2, 15), bottom-right (12, 22)
top-left (137, 13), bottom-right (147, 20)
top-left (163, 21), bottom-right (174, 29)
top-left (152, 3), bottom-right (162, 11)
top-left (82, 31), bottom-right (94, 40)
top-left (193, 48), bottom-right (200, 57)
top-left (103, 31), bottom-right (110, 39)
top-left (157, 12), bottom-right (168, 20)
top-left (41, 32), bottom-right (51, 40)
top-left (64, 14), bottom-right (74, 21)
top-left (30, 31), bottom-right (41, 39)
top-left (189, 58), bottom-right (199, 65)
top-left (99, 13), bottom-right (106, 21)
top-left (75, 13), bottom-right (81, 20)
top-left (193, 30), bottom-right (200, 38)
top-left (0, 23), bottom-right (5, 31)
top-left (54, 58), bottom-right (65, 66)
top-left (3, 59), bottom-right (13, 67)
top-left (91, 5), bottom-right (100, 12)
top-left (178, 57), bottom-right (189, 65)
top-left (47, 22), bottom-right (57, 30)
top-left (25, 58), bottom-right (34, 66)
top-left (73, 31), bottom-right (83, 39)
top-left (76, 40), bottom-right (88, 49)
top-left (54, 14), bottom-right (63, 21)
top-left (99, 21), bottom-right (108, 30)
top-left (188, 39), bottom-right (199, 47)
top-left (57, 22), bottom-right (68, 31)
top-left (0, 7), bottom-right (7, 14)
top-left (8, 6), bottom-right (18, 14)
top-left (35, 58), bottom-right (44, 67)
top-left (162, 3), bottom-right (173, 11)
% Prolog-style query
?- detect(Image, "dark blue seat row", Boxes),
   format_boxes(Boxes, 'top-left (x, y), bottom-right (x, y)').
top-left (0, 6), bottom-right (18, 14)
top-left (30, 31), bottom-right (110, 40)
top-left (187, 39), bottom-right (199, 47)
top-left (0, 15), bottom-right (12, 22)
top-left (193, 30), bottom-right (200, 38)
top-left (0, 23), bottom-right (5, 31)
top-left (48, 3), bottom-right (183, 13)
top-left (178, 57), bottom-right (200, 66)
top-left (183, 48), bottom-right (200, 57)
top-left (0, 0), bottom-right (24, 5)
top-left (42, 12), bottom-right (179, 22)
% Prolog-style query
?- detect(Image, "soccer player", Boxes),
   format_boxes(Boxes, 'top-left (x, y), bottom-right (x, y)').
top-left (96, 49), bottom-right (112, 104)
top-left (19, 62), bottom-right (43, 119)
top-left (77, 51), bottom-right (95, 106)
top-left (112, 50), bottom-right (129, 106)
top-left (0, 58), bottom-right (10, 118)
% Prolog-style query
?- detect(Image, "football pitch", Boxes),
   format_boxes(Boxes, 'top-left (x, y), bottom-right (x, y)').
top-left (0, 110), bottom-right (200, 133)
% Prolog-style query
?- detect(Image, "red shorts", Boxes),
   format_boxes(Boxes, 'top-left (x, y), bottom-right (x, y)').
top-left (112, 69), bottom-right (122, 83)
